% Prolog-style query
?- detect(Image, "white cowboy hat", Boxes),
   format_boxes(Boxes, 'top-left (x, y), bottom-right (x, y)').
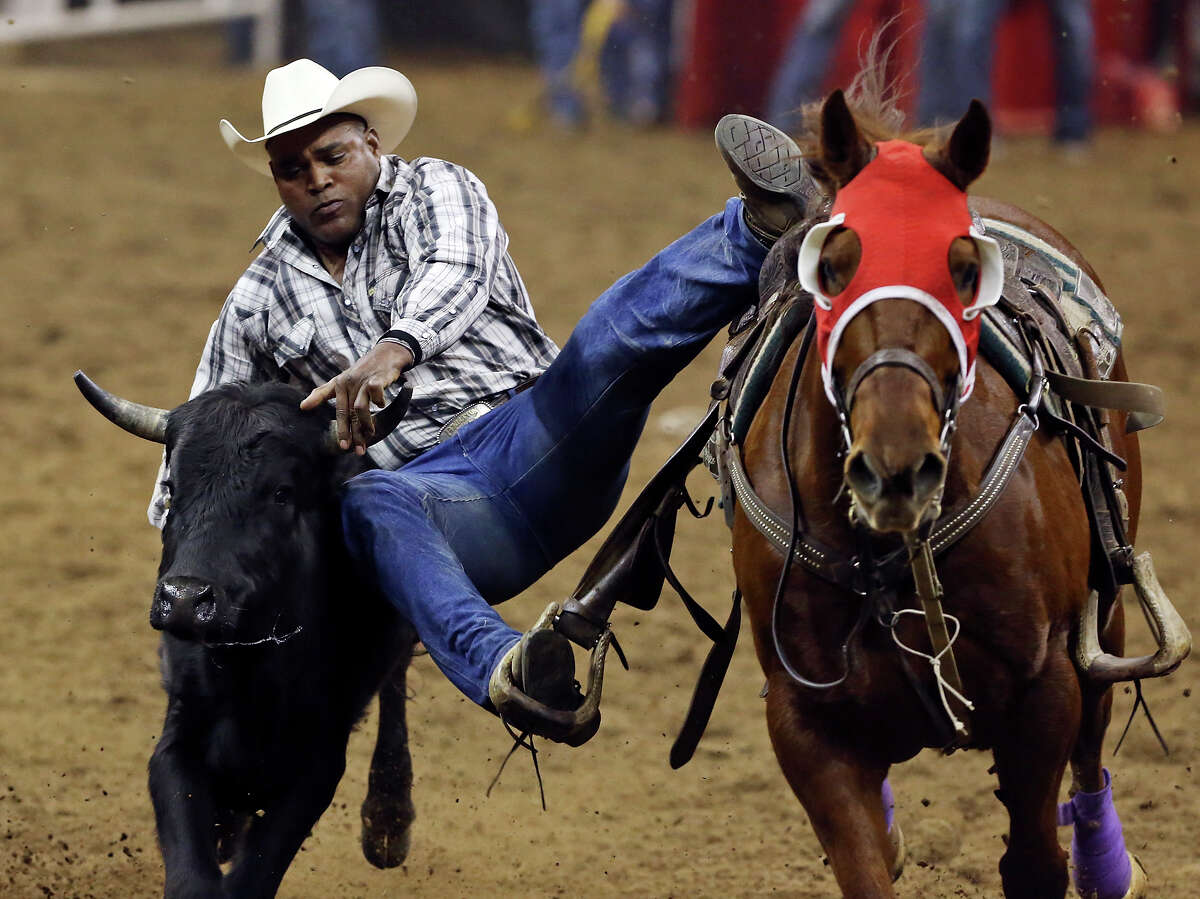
top-left (219, 58), bottom-right (418, 176)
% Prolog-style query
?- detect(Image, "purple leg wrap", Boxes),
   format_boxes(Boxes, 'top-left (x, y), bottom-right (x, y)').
top-left (1056, 769), bottom-right (1133, 899)
top-left (882, 777), bottom-right (896, 833)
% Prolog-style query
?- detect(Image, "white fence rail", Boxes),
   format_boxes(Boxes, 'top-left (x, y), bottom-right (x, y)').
top-left (0, 0), bottom-right (282, 64)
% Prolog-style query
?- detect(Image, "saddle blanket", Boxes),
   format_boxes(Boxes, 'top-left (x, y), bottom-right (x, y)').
top-left (981, 216), bottom-right (1122, 378)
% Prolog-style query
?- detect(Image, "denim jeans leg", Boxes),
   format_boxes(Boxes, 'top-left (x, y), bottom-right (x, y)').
top-left (302, 0), bottom-right (381, 76)
top-left (342, 200), bottom-right (765, 708)
top-left (917, 0), bottom-right (962, 126)
top-left (765, 0), bottom-right (856, 130)
top-left (341, 466), bottom-right (528, 707)
top-left (952, 0), bottom-right (1007, 114)
top-left (461, 198), bottom-right (766, 564)
top-left (529, 0), bottom-right (587, 123)
top-left (1047, 0), bottom-right (1095, 141)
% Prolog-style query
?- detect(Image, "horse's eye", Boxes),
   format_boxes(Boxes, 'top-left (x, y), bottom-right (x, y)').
top-left (272, 486), bottom-right (294, 506)
top-left (956, 262), bottom-right (980, 294)
top-left (819, 257), bottom-right (837, 291)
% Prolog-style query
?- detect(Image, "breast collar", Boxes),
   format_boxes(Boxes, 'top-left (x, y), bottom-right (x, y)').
top-left (797, 140), bottom-right (1003, 407)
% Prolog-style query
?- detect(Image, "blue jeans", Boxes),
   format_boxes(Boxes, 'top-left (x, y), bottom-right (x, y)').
top-left (342, 200), bottom-right (766, 706)
top-left (302, 0), bottom-right (381, 77)
top-left (530, 0), bottom-right (674, 124)
top-left (765, 0), bottom-right (857, 132)
top-left (529, 0), bottom-right (587, 123)
top-left (919, 0), bottom-right (1094, 141)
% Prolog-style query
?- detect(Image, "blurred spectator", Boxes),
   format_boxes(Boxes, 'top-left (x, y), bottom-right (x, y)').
top-left (764, 0), bottom-right (858, 132)
top-left (529, 0), bottom-right (674, 128)
top-left (227, 0), bottom-right (383, 74)
top-left (302, 0), bottom-right (382, 76)
top-left (226, 16), bottom-right (255, 66)
top-left (919, 0), bottom-right (1094, 147)
top-left (602, 0), bottom-right (674, 124)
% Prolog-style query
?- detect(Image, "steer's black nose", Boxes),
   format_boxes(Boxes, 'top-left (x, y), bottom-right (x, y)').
top-left (152, 577), bottom-right (218, 636)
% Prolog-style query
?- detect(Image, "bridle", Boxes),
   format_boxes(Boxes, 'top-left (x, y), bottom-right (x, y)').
top-left (835, 344), bottom-right (962, 488)
top-left (767, 318), bottom-right (964, 693)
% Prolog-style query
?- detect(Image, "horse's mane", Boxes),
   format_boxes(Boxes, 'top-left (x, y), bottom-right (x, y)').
top-left (791, 31), bottom-right (944, 157)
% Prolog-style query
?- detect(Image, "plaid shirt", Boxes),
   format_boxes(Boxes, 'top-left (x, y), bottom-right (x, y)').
top-left (149, 155), bottom-right (559, 526)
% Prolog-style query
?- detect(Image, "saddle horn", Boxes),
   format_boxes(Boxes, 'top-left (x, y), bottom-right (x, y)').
top-left (1077, 552), bottom-right (1191, 682)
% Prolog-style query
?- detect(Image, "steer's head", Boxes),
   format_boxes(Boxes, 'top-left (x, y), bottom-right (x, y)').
top-left (75, 374), bottom-right (407, 647)
top-left (154, 383), bottom-right (366, 645)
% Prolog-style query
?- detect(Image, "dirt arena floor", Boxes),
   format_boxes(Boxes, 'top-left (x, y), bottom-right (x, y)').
top-left (2, 32), bottom-right (1198, 899)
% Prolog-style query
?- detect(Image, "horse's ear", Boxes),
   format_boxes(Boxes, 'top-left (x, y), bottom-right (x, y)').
top-left (814, 89), bottom-right (873, 189)
top-left (926, 99), bottom-right (991, 191)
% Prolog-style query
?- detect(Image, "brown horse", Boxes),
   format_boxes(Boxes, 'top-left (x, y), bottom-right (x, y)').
top-left (728, 88), bottom-right (1188, 897)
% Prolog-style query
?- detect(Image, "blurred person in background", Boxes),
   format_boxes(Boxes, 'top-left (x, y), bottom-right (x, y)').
top-left (155, 58), bottom-right (817, 743)
top-left (764, 0), bottom-right (859, 132)
top-left (529, 0), bottom-right (674, 127)
top-left (919, 0), bottom-right (1094, 151)
top-left (228, 0), bottom-right (382, 73)
top-left (303, 0), bottom-right (382, 75)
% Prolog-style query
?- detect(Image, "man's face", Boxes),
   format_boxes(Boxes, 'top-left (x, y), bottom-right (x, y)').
top-left (267, 115), bottom-right (382, 254)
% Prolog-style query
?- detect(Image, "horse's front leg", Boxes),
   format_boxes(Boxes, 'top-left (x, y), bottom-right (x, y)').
top-left (765, 678), bottom-right (899, 898)
top-left (991, 644), bottom-right (1079, 899)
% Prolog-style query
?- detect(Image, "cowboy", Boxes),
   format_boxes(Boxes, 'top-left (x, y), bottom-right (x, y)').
top-left (151, 58), bottom-right (817, 742)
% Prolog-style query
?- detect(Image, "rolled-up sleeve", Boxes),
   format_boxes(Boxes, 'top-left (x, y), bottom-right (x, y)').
top-left (382, 161), bottom-right (507, 364)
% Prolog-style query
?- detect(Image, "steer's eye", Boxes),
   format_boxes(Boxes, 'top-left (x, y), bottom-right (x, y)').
top-left (272, 486), bottom-right (294, 506)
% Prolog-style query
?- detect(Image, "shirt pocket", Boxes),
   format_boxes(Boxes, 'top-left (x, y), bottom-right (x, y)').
top-left (270, 314), bottom-right (316, 370)
top-left (368, 262), bottom-right (410, 316)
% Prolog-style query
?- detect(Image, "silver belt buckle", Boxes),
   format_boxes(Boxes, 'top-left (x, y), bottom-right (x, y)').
top-left (437, 401), bottom-right (493, 443)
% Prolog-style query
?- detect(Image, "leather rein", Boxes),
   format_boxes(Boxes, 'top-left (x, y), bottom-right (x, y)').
top-left (725, 311), bottom-right (1047, 747)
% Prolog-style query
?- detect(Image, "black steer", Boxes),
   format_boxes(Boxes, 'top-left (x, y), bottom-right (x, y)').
top-left (76, 373), bottom-right (417, 898)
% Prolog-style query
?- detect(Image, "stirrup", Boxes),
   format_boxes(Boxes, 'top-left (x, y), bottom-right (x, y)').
top-left (489, 602), bottom-right (615, 747)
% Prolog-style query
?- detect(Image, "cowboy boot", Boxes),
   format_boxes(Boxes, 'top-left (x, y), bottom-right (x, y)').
top-left (714, 114), bottom-right (819, 245)
top-left (489, 603), bottom-right (604, 746)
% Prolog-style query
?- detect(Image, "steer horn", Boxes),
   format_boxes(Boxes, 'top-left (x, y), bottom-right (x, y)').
top-left (74, 371), bottom-right (169, 443)
top-left (1077, 552), bottom-right (1192, 682)
top-left (320, 383), bottom-right (413, 454)
top-left (490, 601), bottom-right (611, 747)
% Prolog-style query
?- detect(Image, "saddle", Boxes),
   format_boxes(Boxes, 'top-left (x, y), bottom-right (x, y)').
top-left (555, 217), bottom-right (1165, 765)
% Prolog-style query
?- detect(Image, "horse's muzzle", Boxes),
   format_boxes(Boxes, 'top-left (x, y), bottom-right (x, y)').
top-left (845, 447), bottom-right (947, 534)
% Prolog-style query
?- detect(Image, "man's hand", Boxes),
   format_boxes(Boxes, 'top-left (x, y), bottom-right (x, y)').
top-left (300, 341), bottom-right (414, 453)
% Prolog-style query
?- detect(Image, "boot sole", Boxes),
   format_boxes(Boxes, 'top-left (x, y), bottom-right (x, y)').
top-left (714, 114), bottom-right (806, 195)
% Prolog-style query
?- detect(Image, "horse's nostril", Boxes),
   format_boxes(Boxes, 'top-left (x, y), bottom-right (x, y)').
top-left (914, 452), bottom-right (947, 497)
top-left (846, 452), bottom-right (883, 501)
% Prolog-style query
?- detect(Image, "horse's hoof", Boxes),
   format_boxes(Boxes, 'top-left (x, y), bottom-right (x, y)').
top-left (888, 821), bottom-right (907, 882)
top-left (361, 797), bottom-right (414, 869)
